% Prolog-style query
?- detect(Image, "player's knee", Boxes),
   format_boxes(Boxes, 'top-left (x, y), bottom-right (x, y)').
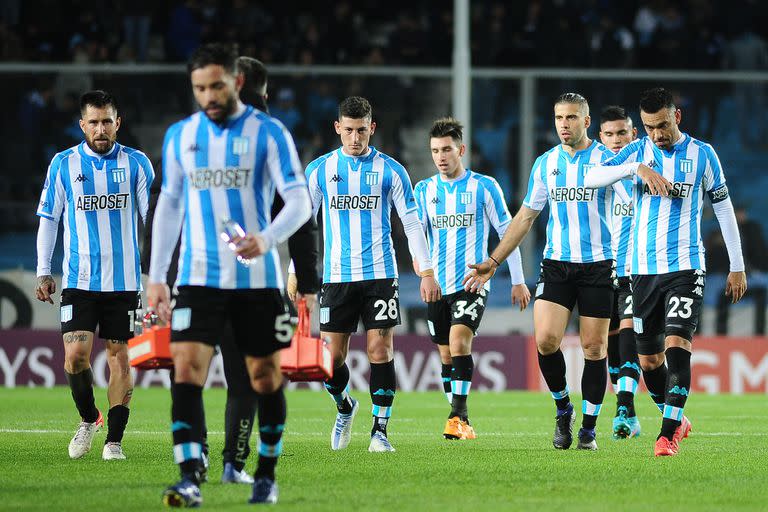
top-left (250, 365), bottom-right (282, 394)
top-left (366, 343), bottom-right (392, 363)
top-left (64, 348), bottom-right (90, 373)
top-left (581, 339), bottom-right (607, 359)
top-left (535, 332), bottom-right (561, 355)
top-left (639, 353), bottom-right (665, 371)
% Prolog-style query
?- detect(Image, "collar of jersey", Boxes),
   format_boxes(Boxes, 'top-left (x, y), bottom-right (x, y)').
top-left (201, 104), bottom-right (252, 136)
top-left (558, 139), bottom-right (597, 163)
top-left (662, 132), bottom-right (690, 155)
top-left (78, 141), bottom-right (120, 168)
top-left (436, 168), bottom-right (470, 191)
top-left (337, 146), bottom-right (377, 166)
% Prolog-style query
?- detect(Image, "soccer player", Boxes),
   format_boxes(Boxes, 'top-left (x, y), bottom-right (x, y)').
top-left (34, 90), bottom-right (154, 461)
top-left (147, 43), bottom-right (311, 506)
top-left (306, 96), bottom-right (441, 453)
top-left (598, 106), bottom-right (642, 439)
top-left (583, 87), bottom-right (747, 456)
top-left (413, 117), bottom-right (530, 440)
top-left (464, 93), bottom-right (616, 451)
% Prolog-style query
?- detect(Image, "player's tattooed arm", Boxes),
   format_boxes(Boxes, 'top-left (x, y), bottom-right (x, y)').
top-left (63, 332), bottom-right (90, 344)
top-left (35, 275), bottom-right (56, 304)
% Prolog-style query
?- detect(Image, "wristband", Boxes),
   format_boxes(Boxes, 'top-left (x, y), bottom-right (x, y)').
top-left (489, 255), bottom-right (500, 267)
top-left (420, 269), bottom-right (434, 278)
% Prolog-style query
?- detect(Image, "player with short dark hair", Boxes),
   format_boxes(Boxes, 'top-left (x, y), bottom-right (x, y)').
top-left (414, 117), bottom-right (530, 440)
top-left (306, 96), bottom-right (441, 453)
top-left (464, 93), bottom-right (617, 451)
top-left (584, 87), bottom-right (748, 456)
top-left (598, 105), bottom-right (643, 439)
top-left (35, 89), bottom-right (154, 461)
top-left (147, 43), bottom-right (311, 506)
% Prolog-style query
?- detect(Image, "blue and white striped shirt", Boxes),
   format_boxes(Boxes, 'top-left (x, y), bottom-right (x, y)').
top-left (612, 179), bottom-right (634, 278)
top-left (414, 170), bottom-right (521, 295)
top-left (523, 141), bottom-right (614, 263)
top-left (161, 106), bottom-right (304, 289)
top-left (36, 142), bottom-right (154, 292)
top-left (306, 147), bottom-right (418, 283)
top-left (604, 133), bottom-right (727, 275)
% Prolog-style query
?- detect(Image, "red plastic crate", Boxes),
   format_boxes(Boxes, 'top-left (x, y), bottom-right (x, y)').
top-left (280, 299), bottom-right (333, 381)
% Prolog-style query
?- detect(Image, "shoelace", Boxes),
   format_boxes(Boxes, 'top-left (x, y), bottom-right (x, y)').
top-left (72, 422), bottom-right (93, 444)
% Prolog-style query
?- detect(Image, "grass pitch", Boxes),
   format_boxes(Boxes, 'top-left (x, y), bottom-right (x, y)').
top-left (0, 387), bottom-right (766, 511)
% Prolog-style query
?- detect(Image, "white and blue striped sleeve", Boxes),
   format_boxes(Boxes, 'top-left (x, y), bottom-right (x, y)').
top-left (390, 163), bottom-right (419, 218)
top-left (412, 180), bottom-right (429, 232)
top-left (484, 178), bottom-right (524, 285)
top-left (36, 152), bottom-right (67, 221)
top-left (131, 150), bottom-right (155, 224)
top-left (305, 162), bottom-right (323, 219)
top-left (702, 144), bottom-right (728, 201)
top-left (160, 123), bottom-right (185, 202)
top-left (264, 120), bottom-right (305, 195)
top-left (391, 164), bottom-right (433, 272)
top-left (522, 156), bottom-right (548, 211)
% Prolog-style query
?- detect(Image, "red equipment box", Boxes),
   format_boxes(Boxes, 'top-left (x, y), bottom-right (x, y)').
top-left (280, 299), bottom-right (333, 381)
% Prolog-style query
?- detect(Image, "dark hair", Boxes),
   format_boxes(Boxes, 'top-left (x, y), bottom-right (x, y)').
top-left (187, 43), bottom-right (239, 75)
top-left (79, 90), bottom-right (117, 115)
top-left (639, 87), bottom-right (675, 113)
top-left (600, 105), bottom-right (631, 125)
top-left (338, 96), bottom-right (372, 120)
top-left (555, 92), bottom-right (589, 112)
top-left (237, 56), bottom-right (268, 112)
top-left (430, 117), bottom-right (464, 144)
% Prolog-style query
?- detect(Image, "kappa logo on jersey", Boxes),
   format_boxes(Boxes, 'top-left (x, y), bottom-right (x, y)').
top-left (365, 172), bottom-right (379, 186)
top-left (643, 182), bottom-right (692, 198)
top-left (551, 186), bottom-right (596, 202)
top-left (680, 159), bottom-right (694, 173)
top-left (76, 193), bottom-right (130, 211)
top-left (186, 143), bottom-right (201, 153)
top-left (330, 174), bottom-right (344, 183)
top-left (550, 168), bottom-right (562, 176)
top-left (647, 160), bottom-right (657, 168)
top-left (459, 191), bottom-right (473, 205)
top-left (75, 174), bottom-right (89, 183)
top-left (232, 136), bottom-right (249, 155)
top-left (111, 168), bottom-right (126, 184)
top-left (431, 213), bottom-right (475, 229)
top-left (188, 168), bottom-right (251, 189)
top-left (329, 194), bottom-right (380, 210)
top-left (431, 197), bottom-right (440, 204)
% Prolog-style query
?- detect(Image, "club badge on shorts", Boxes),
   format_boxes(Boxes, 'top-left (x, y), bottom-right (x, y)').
top-left (61, 304), bottom-right (73, 323)
top-left (172, 308), bottom-right (192, 331)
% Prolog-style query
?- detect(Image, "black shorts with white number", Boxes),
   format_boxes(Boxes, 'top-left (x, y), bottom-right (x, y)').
top-left (170, 286), bottom-right (293, 358)
top-left (632, 270), bottom-right (705, 353)
top-left (609, 276), bottom-right (633, 330)
top-left (427, 289), bottom-right (487, 345)
top-left (319, 278), bottom-right (400, 333)
top-left (535, 259), bottom-right (616, 318)
top-left (60, 288), bottom-right (140, 342)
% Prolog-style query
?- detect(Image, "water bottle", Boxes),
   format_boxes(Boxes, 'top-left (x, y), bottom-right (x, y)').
top-left (220, 218), bottom-right (253, 266)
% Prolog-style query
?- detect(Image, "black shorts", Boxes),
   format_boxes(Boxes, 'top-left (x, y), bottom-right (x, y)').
top-left (609, 276), bottom-right (633, 330)
top-left (534, 259), bottom-right (616, 318)
top-left (632, 270), bottom-right (705, 353)
top-left (60, 288), bottom-right (140, 342)
top-left (427, 289), bottom-right (487, 345)
top-left (170, 286), bottom-right (293, 358)
top-left (319, 278), bottom-right (400, 333)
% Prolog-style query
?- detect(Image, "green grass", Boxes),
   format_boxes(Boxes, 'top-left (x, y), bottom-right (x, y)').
top-left (0, 387), bottom-right (766, 511)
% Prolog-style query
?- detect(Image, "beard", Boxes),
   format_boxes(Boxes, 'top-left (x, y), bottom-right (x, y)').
top-left (86, 136), bottom-right (115, 155)
top-left (202, 94), bottom-right (237, 123)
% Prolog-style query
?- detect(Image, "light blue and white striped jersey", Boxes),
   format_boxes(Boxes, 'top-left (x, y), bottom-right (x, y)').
top-left (414, 170), bottom-right (511, 295)
top-left (612, 179), bottom-right (634, 277)
top-left (523, 140), bottom-right (614, 263)
top-left (36, 142), bottom-right (154, 292)
top-left (162, 105), bottom-right (304, 289)
top-left (604, 133), bottom-right (727, 275)
top-left (306, 147), bottom-right (417, 283)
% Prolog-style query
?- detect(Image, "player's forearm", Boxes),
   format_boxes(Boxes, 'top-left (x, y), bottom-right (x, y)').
top-left (584, 162), bottom-right (640, 188)
top-left (36, 216), bottom-right (59, 276)
top-left (402, 209), bottom-right (433, 273)
top-left (148, 192), bottom-right (183, 284)
top-left (490, 210), bottom-right (536, 263)
top-left (261, 186), bottom-right (312, 249)
top-left (712, 197), bottom-right (745, 272)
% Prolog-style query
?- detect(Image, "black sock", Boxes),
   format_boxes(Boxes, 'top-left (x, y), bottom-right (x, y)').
top-left (255, 385), bottom-right (286, 481)
top-left (616, 328), bottom-right (641, 416)
top-left (642, 363), bottom-right (668, 413)
top-left (370, 360), bottom-right (396, 436)
top-left (537, 350), bottom-right (570, 411)
top-left (65, 369), bottom-right (99, 423)
top-left (581, 358), bottom-right (607, 430)
top-left (171, 382), bottom-right (205, 482)
top-left (450, 355), bottom-right (473, 421)
top-left (324, 362), bottom-right (353, 414)
top-left (441, 363), bottom-right (452, 401)
top-left (660, 347), bottom-right (692, 440)
top-left (607, 333), bottom-right (620, 387)
top-left (222, 392), bottom-right (256, 472)
top-left (106, 405), bottom-right (130, 443)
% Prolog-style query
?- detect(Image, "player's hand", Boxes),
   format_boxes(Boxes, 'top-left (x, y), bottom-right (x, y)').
top-left (463, 259), bottom-right (497, 293)
top-left (286, 272), bottom-right (298, 302)
top-left (511, 283), bottom-right (531, 311)
top-left (420, 275), bottom-right (441, 303)
top-left (298, 292), bottom-right (317, 312)
top-left (637, 164), bottom-right (672, 196)
top-left (725, 271), bottom-right (747, 304)
top-left (236, 233), bottom-right (269, 259)
top-left (147, 282), bottom-right (171, 324)
top-left (35, 275), bottom-right (56, 304)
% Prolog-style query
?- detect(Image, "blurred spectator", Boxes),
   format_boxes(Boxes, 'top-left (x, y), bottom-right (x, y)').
top-left (270, 88), bottom-right (302, 134)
